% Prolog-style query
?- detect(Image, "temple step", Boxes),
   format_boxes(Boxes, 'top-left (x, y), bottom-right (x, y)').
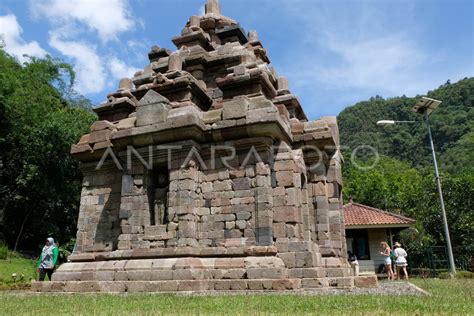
top-left (32, 275), bottom-right (377, 293)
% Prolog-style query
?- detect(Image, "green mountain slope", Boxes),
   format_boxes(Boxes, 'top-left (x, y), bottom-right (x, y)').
top-left (338, 78), bottom-right (474, 270)
top-left (337, 77), bottom-right (474, 173)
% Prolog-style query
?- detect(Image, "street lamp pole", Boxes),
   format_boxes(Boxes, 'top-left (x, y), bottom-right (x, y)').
top-left (424, 112), bottom-right (456, 275)
top-left (377, 97), bottom-right (456, 275)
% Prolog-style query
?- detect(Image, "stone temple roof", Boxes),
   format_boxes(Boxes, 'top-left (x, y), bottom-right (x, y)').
top-left (71, 0), bottom-right (340, 162)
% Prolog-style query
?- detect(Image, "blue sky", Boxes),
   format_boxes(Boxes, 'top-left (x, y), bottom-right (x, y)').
top-left (0, 0), bottom-right (472, 120)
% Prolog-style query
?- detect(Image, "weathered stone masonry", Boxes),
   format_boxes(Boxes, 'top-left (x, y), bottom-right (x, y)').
top-left (33, 0), bottom-right (377, 292)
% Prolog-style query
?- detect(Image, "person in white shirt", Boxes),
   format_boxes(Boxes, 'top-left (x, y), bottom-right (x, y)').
top-left (393, 242), bottom-right (409, 280)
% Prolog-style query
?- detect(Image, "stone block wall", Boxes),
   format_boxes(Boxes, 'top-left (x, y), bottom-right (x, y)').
top-left (75, 167), bottom-right (122, 253)
top-left (102, 138), bottom-right (318, 254)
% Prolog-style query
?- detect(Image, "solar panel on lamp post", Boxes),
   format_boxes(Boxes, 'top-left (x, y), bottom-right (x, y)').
top-left (377, 97), bottom-right (456, 276)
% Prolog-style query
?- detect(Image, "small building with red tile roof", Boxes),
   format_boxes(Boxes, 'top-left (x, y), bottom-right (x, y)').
top-left (344, 201), bottom-right (415, 274)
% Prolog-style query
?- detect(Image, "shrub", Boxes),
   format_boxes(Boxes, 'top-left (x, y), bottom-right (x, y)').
top-left (0, 243), bottom-right (8, 260)
top-left (438, 271), bottom-right (474, 279)
top-left (457, 271), bottom-right (474, 279)
top-left (57, 238), bottom-right (75, 264)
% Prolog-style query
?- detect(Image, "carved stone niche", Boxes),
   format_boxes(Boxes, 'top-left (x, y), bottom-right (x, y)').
top-left (94, 97), bottom-right (136, 122)
top-left (133, 74), bottom-right (212, 111)
top-left (216, 25), bottom-right (248, 45)
top-left (216, 68), bottom-right (277, 100)
top-left (148, 46), bottom-right (172, 63)
top-left (172, 31), bottom-right (214, 52)
top-left (136, 90), bottom-right (171, 127)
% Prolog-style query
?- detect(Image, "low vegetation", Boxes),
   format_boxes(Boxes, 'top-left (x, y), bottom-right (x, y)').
top-left (0, 279), bottom-right (472, 314)
top-left (0, 251), bottom-right (37, 290)
top-left (0, 248), bottom-right (473, 314)
top-left (0, 243), bottom-right (8, 260)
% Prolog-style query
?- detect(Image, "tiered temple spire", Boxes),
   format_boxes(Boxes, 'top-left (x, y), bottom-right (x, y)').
top-left (205, 0), bottom-right (221, 15)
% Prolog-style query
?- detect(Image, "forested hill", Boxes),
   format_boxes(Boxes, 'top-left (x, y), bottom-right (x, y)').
top-left (337, 77), bottom-right (474, 174)
top-left (338, 78), bottom-right (473, 268)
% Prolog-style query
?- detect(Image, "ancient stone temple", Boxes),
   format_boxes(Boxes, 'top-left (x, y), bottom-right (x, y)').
top-left (33, 0), bottom-right (376, 292)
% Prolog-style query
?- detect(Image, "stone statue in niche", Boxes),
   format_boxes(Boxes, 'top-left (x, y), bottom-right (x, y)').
top-left (148, 169), bottom-right (169, 226)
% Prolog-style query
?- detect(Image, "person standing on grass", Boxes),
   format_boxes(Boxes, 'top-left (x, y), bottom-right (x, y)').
top-left (393, 242), bottom-right (409, 280)
top-left (37, 237), bottom-right (58, 281)
top-left (380, 241), bottom-right (394, 281)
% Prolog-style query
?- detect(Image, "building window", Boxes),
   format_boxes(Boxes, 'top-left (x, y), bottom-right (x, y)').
top-left (346, 229), bottom-right (370, 260)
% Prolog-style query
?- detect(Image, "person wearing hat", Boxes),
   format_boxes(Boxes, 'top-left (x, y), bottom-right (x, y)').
top-left (37, 237), bottom-right (59, 281)
top-left (393, 242), bottom-right (409, 280)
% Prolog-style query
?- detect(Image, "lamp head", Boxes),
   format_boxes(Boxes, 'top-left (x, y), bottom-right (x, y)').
top-left (376, 120), bottom-right (396, 126)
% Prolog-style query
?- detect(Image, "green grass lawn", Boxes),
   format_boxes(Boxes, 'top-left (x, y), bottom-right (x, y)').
top-left (0, 279), bottom-right (472, 315)
top-left (0, 255), bottom-right (37, 290)
top-left (0, 257), bottom-right (472, 314)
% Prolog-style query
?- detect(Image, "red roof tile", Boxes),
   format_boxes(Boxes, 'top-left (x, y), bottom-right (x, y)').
top-left (344, 202), bottom-right (415, 227)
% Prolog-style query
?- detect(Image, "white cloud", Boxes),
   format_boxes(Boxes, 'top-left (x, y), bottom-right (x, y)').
top-left (279, 2), bottom-right (431, 96)
top-left (0, 14), bottom-right (47, 62)
top-left (315, 34), bottom-right (427, 95)
top-left (127, 40), bottom-right (144, 50)
top-left (30, 0), bottom-right (135, 42)
top-left (125, 39), bottom-right (150, 63)
top-left (28, 0), bottom-right (141, 96)
top-left (108, 56), bottom-right (140, 81)
top-left (49, 32), bottom-right (106, 94)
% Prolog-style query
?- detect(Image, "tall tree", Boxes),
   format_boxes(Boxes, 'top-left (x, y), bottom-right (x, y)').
top-left (0, 48), bottom-right (96, 250)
